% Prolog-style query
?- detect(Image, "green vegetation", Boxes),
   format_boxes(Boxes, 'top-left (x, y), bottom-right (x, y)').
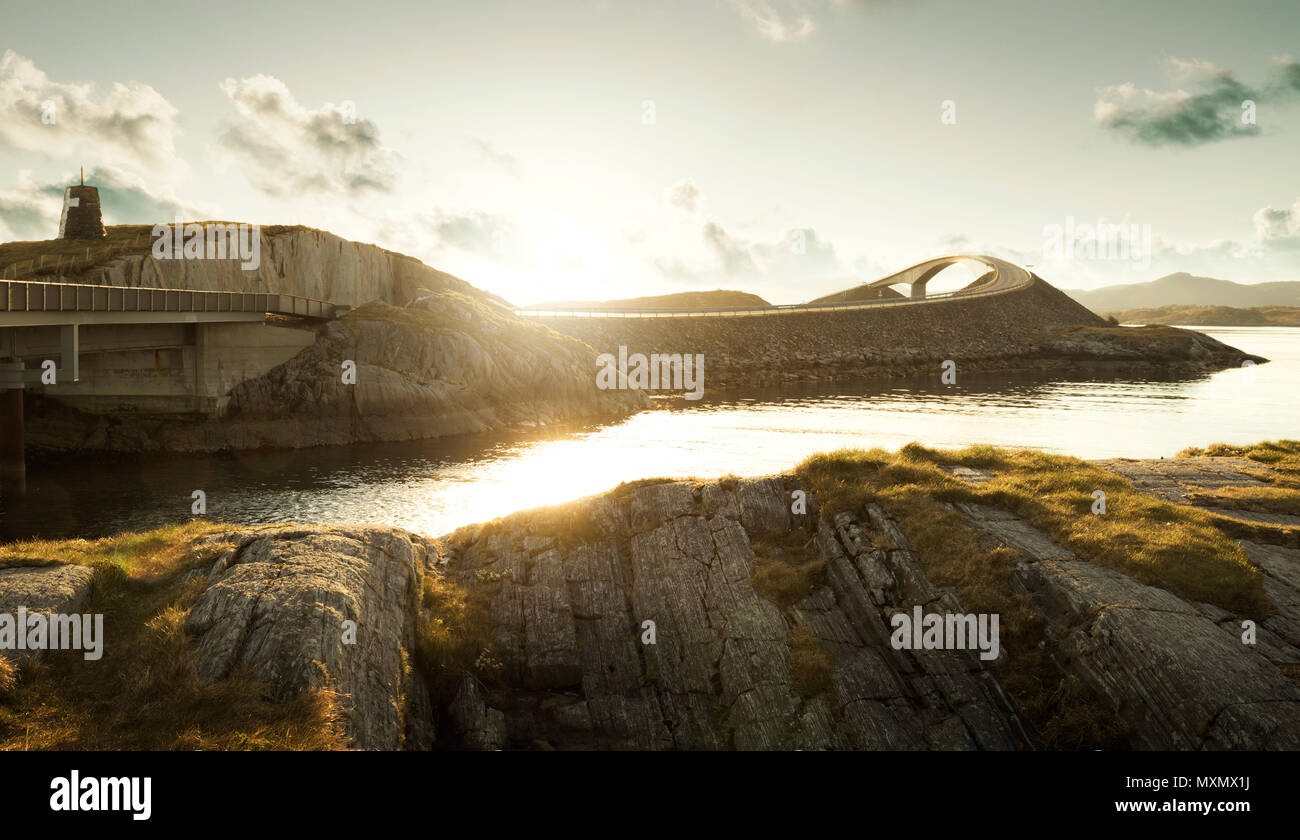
top-left (413, 568), bottom-right (500, 716)
top-left (792, 442), bottom-right (1287, 746)
top-left (1175, 440), bottom-right (1300, 522)
top-left (1179, 439), bottom-right (1300, 474)
top-left (750, 529), bottom-right (824, 611)
top-left (0, 223), bottom-right (375, 284)
top-left (0, 522), bottom-right (348, 750)
top-left (797, 444), bottom-right (1267, 616)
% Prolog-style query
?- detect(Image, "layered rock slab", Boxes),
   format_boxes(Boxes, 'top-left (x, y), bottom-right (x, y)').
top-left (183, 526), bottom-right (433, 750)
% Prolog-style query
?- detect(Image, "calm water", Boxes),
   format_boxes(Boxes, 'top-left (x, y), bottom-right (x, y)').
top-left (2, 327), bottom-right (1297, 542)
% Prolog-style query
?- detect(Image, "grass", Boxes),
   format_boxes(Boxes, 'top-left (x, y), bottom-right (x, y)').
top-left (413, 570), bottom-right (500, 716)
top-left (797, 444), bottom-right (1268, 617)
top-left (750, 529), bottom-right (824, 610)
top-left (0, 223), bottom-right (345, 283)
top-left (792, 442), bottom-right (1284, 747)
top-left (0, 521), bottom-right (349, 750)
top-left (1184, 486), bottom-right (1300, 517)
top-left (869, 486), bottom-right (1130, 748)
top-left (787, 626), bottom-right (835, 698)
top-left (1179, 440), bottom-right (1300, 488)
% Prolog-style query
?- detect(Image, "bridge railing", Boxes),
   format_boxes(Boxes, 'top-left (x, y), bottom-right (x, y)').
top-left (0, 278), bottom-right (334, 320)
top-left (515, 274), bottom-right (1027, 319)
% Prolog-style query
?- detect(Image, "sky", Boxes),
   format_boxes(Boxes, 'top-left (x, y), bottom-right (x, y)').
top-left (2, 0), bottom-right (1299, 305)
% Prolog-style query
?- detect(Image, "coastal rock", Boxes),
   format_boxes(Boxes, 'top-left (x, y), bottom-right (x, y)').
top-left (183, 525), bottom-right (433, 750)
top-left (0, 562), bottom-right (96, 666)
top-left (215, 292), bottom-right (645, 449)
top-left (159, 473), bottom-right (1300, 750)
top-left (437, 479), bottom-right (1026, 750)
top-left (956, 501), bottom-right (1300, 749)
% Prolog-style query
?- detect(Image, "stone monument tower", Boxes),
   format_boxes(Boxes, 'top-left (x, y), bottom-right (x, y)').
top-left (58, 168), bottom-right (106, 239)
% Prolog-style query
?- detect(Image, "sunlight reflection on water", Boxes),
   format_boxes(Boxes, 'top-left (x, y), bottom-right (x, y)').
top-left (4, 327), bottom-right (1297, 541)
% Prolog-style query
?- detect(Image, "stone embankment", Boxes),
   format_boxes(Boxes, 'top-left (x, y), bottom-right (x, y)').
top-left (542, 277), bottom-right (1264, 390)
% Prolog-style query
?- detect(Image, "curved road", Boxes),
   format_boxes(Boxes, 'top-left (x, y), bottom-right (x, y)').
top-left (517, 254), bottom-right (1034, 319)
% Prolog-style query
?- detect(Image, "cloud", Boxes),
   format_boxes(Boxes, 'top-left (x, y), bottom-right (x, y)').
top-left (1094, 58), bottom-right (1264, 147)
top-left (724, 0), bottom-right (907, 42)
top-left (726, 1), bottom-right (817, 42)
top-left (0, 50), bottom-right (181, 171)
top-left (681, 218), bottom-right (849, 288)
top-left (1267, 56), bottom-right (1300, 97)
top-left (666, 178), bottom-right (703, 213)
top-left (0, 165), bottom-right (212, 241)
top-left (1252, 197), bottom-right (1300, 252)
top-left (468, 139), bottom-right (520, 178)
top-left (216, 74), bottom-right (400, 197)
top-left (702, 221), bottom-right (760, 274)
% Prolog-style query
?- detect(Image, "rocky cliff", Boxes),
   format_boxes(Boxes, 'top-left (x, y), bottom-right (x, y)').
top-left (85, 225), bottom-right (506, 311)
top-left (7, 446), bottom-right (1296, 750)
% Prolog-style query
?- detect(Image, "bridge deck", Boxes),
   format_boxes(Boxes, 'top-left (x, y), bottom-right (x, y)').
top-left (0, 278), bottom-right (334, 327)
top-left (517, 254), bottom-right (1032, 319)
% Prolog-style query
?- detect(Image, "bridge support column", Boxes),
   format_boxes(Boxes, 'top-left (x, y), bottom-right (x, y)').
top-left (60, 324), bottom-right (79, 381)
top-left (0, 361), bottom-right (24, 493)
top-left (192, 323), bottom-right (208, 414)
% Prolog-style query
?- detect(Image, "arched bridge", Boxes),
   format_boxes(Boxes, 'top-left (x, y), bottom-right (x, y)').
top-left (518, 255), bottom-right (1033, 319)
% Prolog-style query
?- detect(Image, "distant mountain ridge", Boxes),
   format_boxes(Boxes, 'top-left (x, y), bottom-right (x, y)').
top-left (1111, 304), bottom-right (1300, 327)
top-left (1067, 272), bottom-right (1300, 312)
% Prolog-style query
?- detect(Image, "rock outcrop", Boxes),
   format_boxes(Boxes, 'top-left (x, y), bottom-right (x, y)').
top-left (183, 525), bottom-right (435, 750)
top-left (209, 291), bottom-right (645, 449)
top-left (153, 462), bottom-right (1300, 750)
top-left (0, 562), bottom-right (96, 668)
top-left (541, 276), bottom-right (1264, 390)
top-left (88, 226), bottom-right (506, 311)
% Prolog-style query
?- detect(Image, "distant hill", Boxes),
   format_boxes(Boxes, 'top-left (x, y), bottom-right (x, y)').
top-left (524, 289), bottom-right (771, 310)
top-left (1067, 273), bottom-right (1300, 312)
top-left (1111, 304), bottom-right (1300, 327)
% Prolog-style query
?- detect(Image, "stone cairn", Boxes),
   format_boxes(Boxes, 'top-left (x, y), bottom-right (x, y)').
top-left (57, 168), bottom-right (106, 239)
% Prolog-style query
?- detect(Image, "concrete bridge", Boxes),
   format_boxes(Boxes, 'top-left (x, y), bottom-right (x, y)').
top-left (0, 277), bottom-right (342, 484)
top-left (518, 255), bottom-right (1031, 319)
top-left (0, 254), bottom-right (1031, 483)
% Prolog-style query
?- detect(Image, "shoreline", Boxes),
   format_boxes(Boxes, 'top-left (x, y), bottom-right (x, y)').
top-left (3, 440), bottom-right (1298, 750)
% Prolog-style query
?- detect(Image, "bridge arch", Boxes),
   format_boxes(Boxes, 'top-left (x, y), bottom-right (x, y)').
top-left (863, 255), bottom-right (1001, 300)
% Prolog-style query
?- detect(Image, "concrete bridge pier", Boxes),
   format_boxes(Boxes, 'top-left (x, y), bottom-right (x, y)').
top-left (0, 360), bottom-right (24, 494)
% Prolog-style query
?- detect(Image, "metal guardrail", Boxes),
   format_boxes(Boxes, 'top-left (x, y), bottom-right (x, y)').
top-left (515, 279), bottom-right (1021, 320)
top-left (0, 278), bottom-right (334, 320)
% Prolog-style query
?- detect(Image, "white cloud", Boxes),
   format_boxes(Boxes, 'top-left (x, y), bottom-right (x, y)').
top-left (726, 1), bottom-right (817, 42)
top-left (0, 50), bottom-right (182, 171)
top-left (216, 74), bottom-right (400, 197)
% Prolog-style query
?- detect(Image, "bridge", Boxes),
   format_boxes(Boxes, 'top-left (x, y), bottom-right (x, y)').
top-left (0, 254), bottom-right (1032, 483)
top-left (517, 255), bottom-right (1032, 319)
top-left (0, 277), bottom-right (342, 484)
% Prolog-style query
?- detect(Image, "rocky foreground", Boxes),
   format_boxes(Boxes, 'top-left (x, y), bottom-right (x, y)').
top-left (3, 446), bottom-right (1299, 750)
